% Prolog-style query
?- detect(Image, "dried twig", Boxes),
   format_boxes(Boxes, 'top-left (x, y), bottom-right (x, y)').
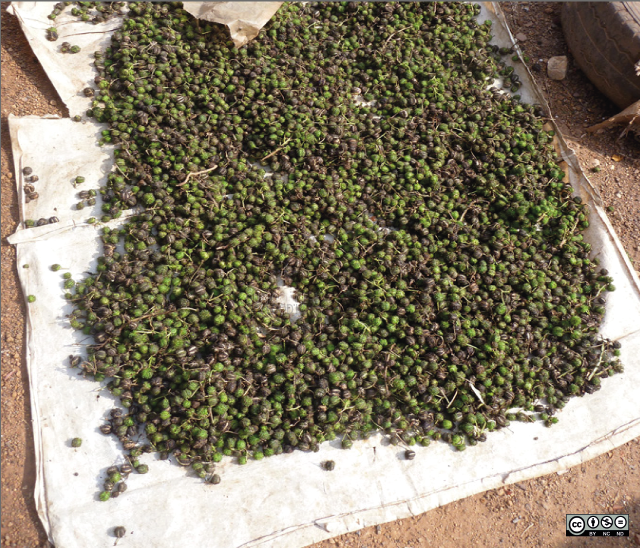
top-left (176, 165), bottom-right (218, 187)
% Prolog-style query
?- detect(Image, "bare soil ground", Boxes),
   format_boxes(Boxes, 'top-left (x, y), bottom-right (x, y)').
top-left (1, 3), bottom-right (638, 548)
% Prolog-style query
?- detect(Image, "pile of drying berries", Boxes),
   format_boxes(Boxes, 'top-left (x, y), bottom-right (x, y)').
top-left (47, 2), bottom-right (620, 489)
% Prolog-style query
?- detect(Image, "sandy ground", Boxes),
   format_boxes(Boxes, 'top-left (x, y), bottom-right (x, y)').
top-left (1, 2), bottom-right (639, 547)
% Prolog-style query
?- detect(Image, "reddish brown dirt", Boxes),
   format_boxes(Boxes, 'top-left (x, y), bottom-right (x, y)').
top-left (2, 2), bottom-right (65, 547)
top-left (1, 3), bottom-right (639, 548)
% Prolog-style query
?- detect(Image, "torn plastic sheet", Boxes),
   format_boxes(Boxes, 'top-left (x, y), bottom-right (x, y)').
top-left (182, 2), bottom-right (283, 48)
top-left (6, 3), bottom-right (640, 548)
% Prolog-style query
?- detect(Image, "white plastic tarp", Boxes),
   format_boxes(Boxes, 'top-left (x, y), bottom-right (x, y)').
top-left (6, 3), bottom-right (640, 548)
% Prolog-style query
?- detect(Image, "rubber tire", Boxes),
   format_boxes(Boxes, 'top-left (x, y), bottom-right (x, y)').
top-left (561, 2), bottom-right (640, 110)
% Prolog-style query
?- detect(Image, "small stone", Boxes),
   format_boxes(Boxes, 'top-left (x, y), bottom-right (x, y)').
top-left (515, 33), bottom-right (527, 43)
top-left (512, 517), bottom-right (520, 524)
top-left (547, 56), bottom-right (568, 80)
top-left (544, 7), bottom-right (554, 14)
top-left (376, 525), bottom-right (382, 535)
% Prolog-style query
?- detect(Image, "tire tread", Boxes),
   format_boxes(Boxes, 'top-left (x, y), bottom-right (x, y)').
top-left (561, 2), bottom-right (640, 109)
